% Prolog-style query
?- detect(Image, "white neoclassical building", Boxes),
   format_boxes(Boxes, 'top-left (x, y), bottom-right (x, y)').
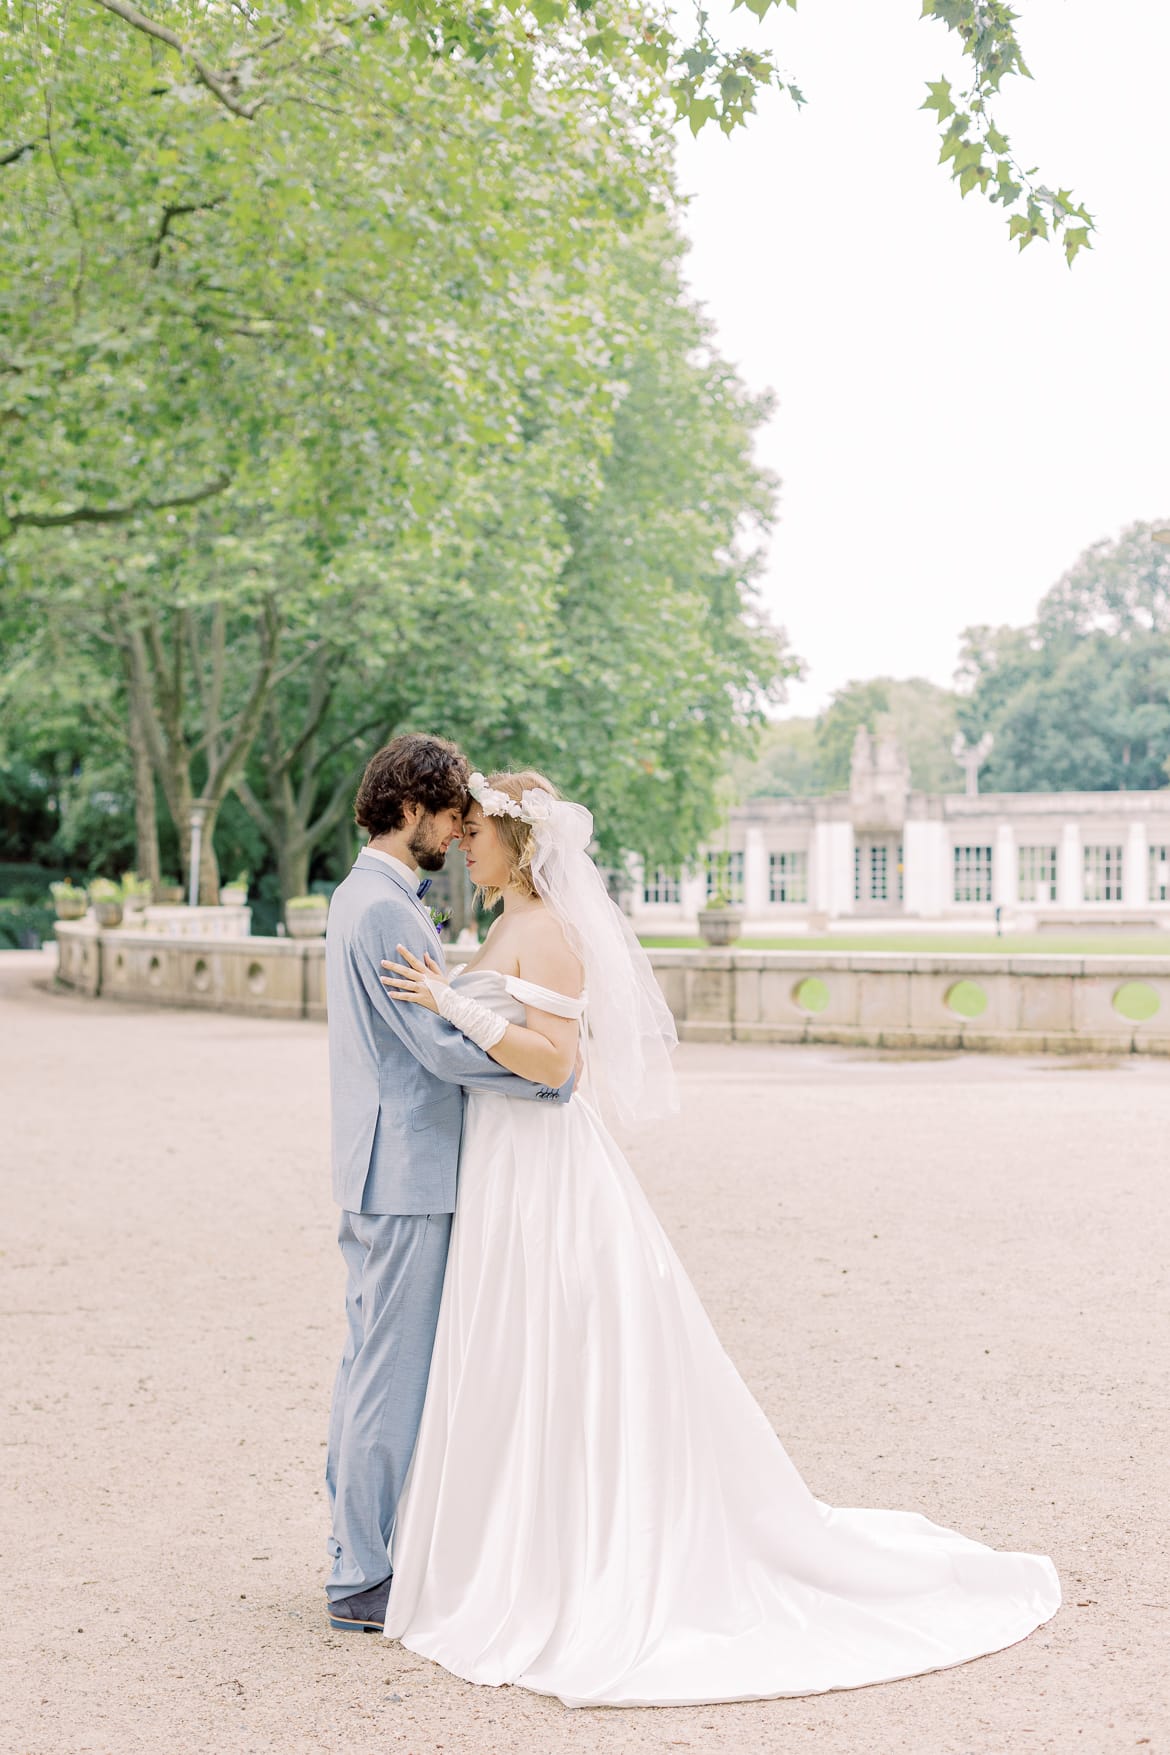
top-left (629, 727), bottom-right (1170, 935)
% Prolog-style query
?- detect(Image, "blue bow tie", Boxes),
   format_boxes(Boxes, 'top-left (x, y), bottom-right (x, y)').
top-left (417, 877), bottom-right (432, 900)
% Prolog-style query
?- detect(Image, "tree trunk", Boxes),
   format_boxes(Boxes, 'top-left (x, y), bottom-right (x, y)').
top-left (197, 809), bottom-right (222, 905)
top-left (127, 689), bottom-right (161, 897)
top-left (117, 594), bottom-right (281, 906)
top-left (445, 859), bottom-right (474, 936)
top-left (235, 686), bottom-right (391, 908)
top-left (336, 814), bottom-right (358, 875)
top-left (277, 841), bottom-right (311, 904)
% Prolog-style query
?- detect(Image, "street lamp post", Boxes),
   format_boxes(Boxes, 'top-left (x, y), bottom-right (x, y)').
top-left (188, 802), bottom-right (209, 909)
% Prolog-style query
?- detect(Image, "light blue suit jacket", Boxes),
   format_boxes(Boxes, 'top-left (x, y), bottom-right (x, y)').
top-left (325, 850), bottom-right (569, 1214)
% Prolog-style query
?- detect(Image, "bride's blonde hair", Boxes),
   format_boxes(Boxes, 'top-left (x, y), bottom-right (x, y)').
top-left (471, 769), bottom-right (560, 908)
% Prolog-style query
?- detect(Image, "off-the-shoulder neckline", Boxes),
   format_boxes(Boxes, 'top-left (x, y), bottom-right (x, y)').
top-left (454, 966), bottom-right (585, 1007)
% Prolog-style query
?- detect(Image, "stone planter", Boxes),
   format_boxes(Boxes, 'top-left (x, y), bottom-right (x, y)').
top-left (53, 895), bottom-right (88, 921)
top-left (158, 885), bottom-right (185, 905)
top-left (220, 886), bottom-right (248, 908)
top-left (697, 907), bottom-right (744, 947)
top-left (92, 900), bottom-right (124, 929)
top-left (285, 906), bottom-right (327, 940)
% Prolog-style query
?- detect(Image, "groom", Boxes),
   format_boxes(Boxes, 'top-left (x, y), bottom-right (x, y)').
top-left (324, 732), bottom-right (572, 1632)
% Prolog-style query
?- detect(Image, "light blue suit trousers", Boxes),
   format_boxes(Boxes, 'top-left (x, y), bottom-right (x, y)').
top-left (325, 1208), bottom-right (452, 1601)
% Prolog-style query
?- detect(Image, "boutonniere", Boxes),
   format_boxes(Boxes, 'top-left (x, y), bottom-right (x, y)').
top-left (428, 905), bottom-right (451, 935)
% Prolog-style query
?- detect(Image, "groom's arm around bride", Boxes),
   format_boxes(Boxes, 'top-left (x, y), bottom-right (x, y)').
top-left (328, 850), bottom-right (570, 1218)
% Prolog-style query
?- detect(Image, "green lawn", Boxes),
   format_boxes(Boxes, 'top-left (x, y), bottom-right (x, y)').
top-left (638, 932), bottom-right (1170, 956)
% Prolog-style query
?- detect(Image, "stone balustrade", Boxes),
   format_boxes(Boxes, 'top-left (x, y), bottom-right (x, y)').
top-left (56, 921), bottom-right (325, 1020)
top-left (137, 904), bottom-right (253, 939)
top-left (650, 948), bottom-right (1170, 1055)
top-left (54, 925), bottom-right (1170, 1054)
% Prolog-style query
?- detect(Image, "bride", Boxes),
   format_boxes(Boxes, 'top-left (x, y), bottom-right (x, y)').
top-left (377, 768), bottom-right (1060, 1709)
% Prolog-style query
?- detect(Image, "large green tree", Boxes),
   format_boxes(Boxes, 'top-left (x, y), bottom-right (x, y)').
top-left (0, 0), bottom-right (1096, 902)
top-left (1, 1), bottom-right (787, 900)
top-left (958, 522), bottom-right (1170, 792)
top-left (1, 0), bottom-right (656, 536)
top-left (0, 0), bottom-right (1095, 557)
top-left (528, 217), bottom-right (790, 868)
top-left (1, 0), bottom-right (676, 896)
top-left (732, 677), bottom-right (961, 801)
top-left (732, 715), bottom-right (821, 800)
top-left (233, 216), bottom-right (790, 893)
top-left (814, 677), bottom-right (961, 793)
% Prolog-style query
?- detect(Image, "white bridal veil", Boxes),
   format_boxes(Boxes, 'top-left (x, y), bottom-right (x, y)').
top-left (526, 794), bottom-right (679, 1135)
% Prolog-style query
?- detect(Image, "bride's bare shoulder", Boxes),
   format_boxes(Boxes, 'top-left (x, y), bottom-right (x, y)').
top-left (516, 908), bottom-right (584, 995)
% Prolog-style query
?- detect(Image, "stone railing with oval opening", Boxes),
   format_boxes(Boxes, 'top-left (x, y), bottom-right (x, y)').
top-left (648, 948), bottom-right (1170, 1055)
top-left (56, 921), bottom-right (324, 1020)
top-left (54, 927), bottom-right (1170, 1054)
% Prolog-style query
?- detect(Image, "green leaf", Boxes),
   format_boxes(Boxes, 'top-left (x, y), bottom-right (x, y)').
top-left (921, 77), bottom-right (955, 121)
top-left (686, 96), bottom-right (720, 135)
top-left (1063, 225), bottom-right (1091, 265)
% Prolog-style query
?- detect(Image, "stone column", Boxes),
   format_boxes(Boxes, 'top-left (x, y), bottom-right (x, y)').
top-left (1127, 818), bottom-right (1149, 908)
top-left (681, 870), bottom-right (707, 934)
top-left (904, 818), bottom-right (948, 916)
top-left (1060, 820), bottom-right (1082, 907)
top-left (993, 820), bottom-right (1016, 907)
top-left (744, 826), bottom-right (768, 921)
top-left (811, 820), bottom-right (834, 913)
top-left (828, 821), bottom-right (855, 919)
top-left (901, 821), bottom-right (928, 915)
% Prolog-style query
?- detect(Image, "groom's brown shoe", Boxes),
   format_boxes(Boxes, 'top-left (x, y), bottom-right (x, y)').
top-left (327, 1575), bottom-right (391, 1632)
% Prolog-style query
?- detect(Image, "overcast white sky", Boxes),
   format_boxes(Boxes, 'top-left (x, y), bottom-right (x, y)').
top-left (672, 0), bottom-right (1170, 716)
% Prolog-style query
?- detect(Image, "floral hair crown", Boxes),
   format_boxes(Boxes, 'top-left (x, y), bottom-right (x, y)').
top-left (466, 771), bottom-right (554, 826)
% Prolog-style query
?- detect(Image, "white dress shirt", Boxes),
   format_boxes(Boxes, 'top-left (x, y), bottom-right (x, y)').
top-left (363, 846), bottom-right (421, 889)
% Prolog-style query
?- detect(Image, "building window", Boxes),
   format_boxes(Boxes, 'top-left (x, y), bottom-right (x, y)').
top-left (705, 850), bottom-right (744, 905)
top-left (1150, 846), bottom-right (1170, 903)
top-left (953, 845), bottom-right (993, 904)
top-left (1019, 845), bottom-right (1058, 904)
top-left (769, 850), bottom-right (808, 904)
top-left (853, 845), bottom-right (861, 903)
top-left (868, 844), bottom-right (888, 901)
top-left (642, 868), bottom-right (680, 906)
top-left (1083, 844), bottom-right (1123, 902)
top-left (897, 843), bottom-right (904, 903)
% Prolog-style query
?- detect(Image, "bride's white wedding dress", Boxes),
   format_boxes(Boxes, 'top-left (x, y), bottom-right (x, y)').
top-left (383, 967), bottom-right (1060, 1708)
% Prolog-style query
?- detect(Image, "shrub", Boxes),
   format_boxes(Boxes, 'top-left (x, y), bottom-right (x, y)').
top-left (0, 899), bottom-right (55, 949)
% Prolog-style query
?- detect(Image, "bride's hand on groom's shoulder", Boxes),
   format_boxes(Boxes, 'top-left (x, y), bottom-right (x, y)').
top-left (380, 943), bottom-right (446, 1014)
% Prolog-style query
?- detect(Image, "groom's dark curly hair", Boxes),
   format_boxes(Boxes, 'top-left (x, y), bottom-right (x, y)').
top-left (354, 733), bottom-right (470, 837)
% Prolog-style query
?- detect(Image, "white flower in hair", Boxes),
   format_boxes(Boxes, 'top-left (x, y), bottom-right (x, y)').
top-left (468, 770), bottom-right (561, 827)
top-left (520, 788), bottom-right (554, 823)
top-left (467, 770), bottom-right (523, 820)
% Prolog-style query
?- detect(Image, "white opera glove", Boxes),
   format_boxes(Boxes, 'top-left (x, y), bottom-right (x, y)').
top-left (425, 975), bottom-right (507, 1051)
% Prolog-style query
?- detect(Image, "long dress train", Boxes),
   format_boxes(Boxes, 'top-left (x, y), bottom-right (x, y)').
top-left (383, 969), bottom-right (1060, 1708)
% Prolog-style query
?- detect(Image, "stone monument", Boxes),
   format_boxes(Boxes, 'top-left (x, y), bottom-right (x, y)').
top-left (850, 720), bottom-right (911, 831)
top-left (952, 732), bottom-right (994, 798)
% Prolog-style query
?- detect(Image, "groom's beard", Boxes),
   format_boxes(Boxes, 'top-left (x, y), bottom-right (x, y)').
top-left (408, 815), bottom-right (450, 874)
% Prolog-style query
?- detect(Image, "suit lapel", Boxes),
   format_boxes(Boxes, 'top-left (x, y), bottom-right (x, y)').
top-left (354, 852), bottom-right (445, 959)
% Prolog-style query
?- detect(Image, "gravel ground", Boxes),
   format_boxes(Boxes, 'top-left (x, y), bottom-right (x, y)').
top-left (2, 948), bottom-right (1168, 1755)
